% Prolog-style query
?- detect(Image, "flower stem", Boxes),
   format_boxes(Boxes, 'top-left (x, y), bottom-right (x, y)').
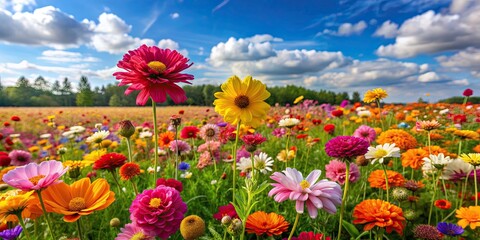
top-left (110, 170), bottom-right (122, 194)
top-left (131, 179), bottom-right (139, 195)
top-left (174, 125), bottom-right (179, 180)
top-left (376, 99), bottom-right (384, 130)
top-left (427, 131), bottom-right (431, 155)
top-left (15, 213), bottom-right (32, 240)
top-left (232, 121), bottom-right (241, 202)
top-left (152, 99), bottom-right (159, 187)
top-left (76, 217), bottom-right (85, 240)
top-left (428, 170), bottom-right (440, 225)
top-left (382, 165), bottom-right (389, 202)
top-left (36, 190), bottom-right (56, 240)
top-left (337, 163), bottom-right (350, 240)
top-left (474, 166), bottom-right (478, 206)
top-left (285, 128), bottom-right (291, 168)
top-left (288, 213), bottom-right (301, 240)
top-left (125, 138), bottom-right (133, 162)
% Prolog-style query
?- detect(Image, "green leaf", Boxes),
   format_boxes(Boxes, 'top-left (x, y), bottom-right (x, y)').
top-left (342, 220), bottom-right (360, 238)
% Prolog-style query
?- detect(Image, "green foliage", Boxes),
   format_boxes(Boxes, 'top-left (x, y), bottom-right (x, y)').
top-left (439, 96), bottom-right (480, 104)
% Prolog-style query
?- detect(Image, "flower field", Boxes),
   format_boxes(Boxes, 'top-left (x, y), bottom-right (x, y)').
top-left (0, 46), bottom-right (479, 240)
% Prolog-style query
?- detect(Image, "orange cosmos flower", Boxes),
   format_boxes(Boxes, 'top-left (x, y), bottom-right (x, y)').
top-left (368, 170), bottom-right (405, 190)
top-left (159, 131), bottom-right (174, 147)
top-left (41, 178), bottom-right (115, 222)
top-left (353, 199), bottom-right (405, 234)
top-left (456, 206), bottom-right (480, 230)
top-left (377, 129), bottom-right (417, 151)
top-left (434, 199), bottom-right (451, 210)
top-left (245, 211), bottom-right (289, 236)
top-left (401, 148), bottom-right (428, 170)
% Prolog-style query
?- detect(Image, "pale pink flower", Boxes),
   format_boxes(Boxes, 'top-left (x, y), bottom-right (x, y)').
top-left (268, 168), bottom-right (342, 218)
top-left (2, 160), bottom-right (68, 191)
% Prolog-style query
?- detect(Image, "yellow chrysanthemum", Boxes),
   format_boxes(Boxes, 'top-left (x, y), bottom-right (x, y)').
top-left (454, 130), bottom-right (480, 140)
top-left (363, 88), bottom-right (388, 103)
top-left (459, 153), bottom-right (480, 166)
top-left (0, 190), bottom-right (35, 222)
top-left (213, 75), bottom-right (270, 127)
top-left (63, 160), bottom-right (94, 169)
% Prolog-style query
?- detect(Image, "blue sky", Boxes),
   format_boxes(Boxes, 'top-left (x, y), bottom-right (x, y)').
top-left (0, 0), bottom-right (478, 102)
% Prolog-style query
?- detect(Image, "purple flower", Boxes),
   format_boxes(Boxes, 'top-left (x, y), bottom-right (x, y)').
top-left (268, 168), bottom-right (342, 218)
top-left (324, 136), bottom-right (369, 161)
top-left (272, 128), bottom-right (286, 138)
top-left (0, 225), bottom-right (22, 240)
top-left (8, 150), bottom-right (32, 166)
top-left (325, 160), bottom-right (360, 185)
top-left (340, 100), bottom-right (349, 108)
top-left (352, 125), bottom-right (376, 144)
top-left (436, 222), bottom-right (464, 236)
top-left (169, 140), bottom-right (191, 155)
top-left (129, 185), bottom-right (187, 238)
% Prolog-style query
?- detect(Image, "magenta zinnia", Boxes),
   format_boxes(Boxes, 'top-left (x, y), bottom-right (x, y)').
top-left (268, 168), bottom-right (342, 218)
top-left (324, 136), bottom-right (369, 161)
top-left (2, 160), bottom-right (68, 191)
top-left (129, 185), bottom-right (187, 238)
top-left (113, 45), bottom-right (194, 105)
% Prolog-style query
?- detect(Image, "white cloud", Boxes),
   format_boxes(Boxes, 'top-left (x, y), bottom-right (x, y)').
top-left (374, 20), bottom-right (398, 38)
top-left (437, 47), bottom-right (480, 77)
top-left (157, 39), bottom-right (188, 56)
top-left (376, 3), bottom-right (480, 58)
top-left (170, 12), bottom-right (179, 19)
top-left (449, 78), bottom-right (469, 85)
top-left (208, 35), bottom-right (277, 66)
top-left (418, 71), bottom-right (440, 82)
top-left (320, 21), bottom-right (367, 36)
top-left (39, 50), bottom-right (100, 62)
top-left (0, 0), bottom-right (36, 12)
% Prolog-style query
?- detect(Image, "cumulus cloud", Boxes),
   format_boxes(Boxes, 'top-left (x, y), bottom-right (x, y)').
top-left (437, 47), bottom-right (480, 77)
top-left (38, 50), bottom-right (100, 63)
top-left (157, 39), bottom-right (188, 57)
top-left (418, 71), bottom-right (441, 82)
top-left (376, 2), bottom-right (480, 58)
top-left (0, 0), bottom-right (36, 12)
top-left (373, 20), bottom-right (398, 38)
top-left (320, 21), bottom-right (367, 36)
top-left (170, 12), bottom-right (179, 19)
top-left (449, 78), bottom-right (469, 85)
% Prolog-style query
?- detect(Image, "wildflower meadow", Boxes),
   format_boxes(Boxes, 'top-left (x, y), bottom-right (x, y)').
top-left (0, 45), bottom-right (479, 240)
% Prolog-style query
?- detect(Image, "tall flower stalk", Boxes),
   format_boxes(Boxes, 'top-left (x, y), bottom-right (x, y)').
top-left (152, 100), bottom-right (159, 186)
top-left (337, 163), bottom-right (350, 240)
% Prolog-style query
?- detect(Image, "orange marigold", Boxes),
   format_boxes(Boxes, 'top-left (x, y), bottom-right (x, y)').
top-left (401, 148), bottom-right (428, 170)
top-left (159, 131), bottom-right (175, 147)
top-left (368, 170), bottom-right (406, 190)
top-left (456, 206), bottom-right (480, 230)
top-left (421, 145), bottom-right (456, 158)
top-left (245, 211), bottom-right (289, 236)
top-left (429, 132), bottom-right (444, 141)
top-left (353, 199), bottom-right (406, 235)
top-left (377, 129), bottom-right (417, 151)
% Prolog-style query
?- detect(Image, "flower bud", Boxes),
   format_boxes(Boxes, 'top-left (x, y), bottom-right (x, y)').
top-left (404, 209), bottom-right (418, 221)
top-left (221, 216), bottom-right (232, 226)
top-left (170, 115), bottom-right (182, 128)
top-left (392, 187), bottom-right (409, 202)
top-left (118, 120), bottom-right (136, 138)
top-left (109, 218), bottom-right (121, 227)
top-left (180, 215), bottom-right (206, 240)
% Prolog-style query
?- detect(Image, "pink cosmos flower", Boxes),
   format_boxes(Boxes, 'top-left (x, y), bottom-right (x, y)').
top-left (8, 150), bottom-right (32, 166)
top-left (2, 160), bottom-right (68, 191)
top-left (325, 159), bottom-right (360, 185)
top-left (268, 168), bottom-right (342, 218)
top-left (129, 185), bottom-right (187, 238)
top-left (113, 45), bottom-right (194, 105)
top-left (115, 223), bottom-right (154, 240)
top-left (352, 125), bottom-right (376, 144)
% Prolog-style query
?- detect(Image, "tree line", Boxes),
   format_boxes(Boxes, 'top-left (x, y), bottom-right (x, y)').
top-left (0, 75), bottom-right (363, 107)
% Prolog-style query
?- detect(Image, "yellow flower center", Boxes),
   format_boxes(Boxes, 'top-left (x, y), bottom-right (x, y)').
top-left (374, 149), bottom-right (388, 159)
top-left (131, 232), bottom-right (147, 240)
top-left (300, 180), bottom-right (310, 190)
top-left (29, 175), bottom-right (45, 185)
top-left (68, 197), bottom-right (86, 211)
top-left (234, 95), bottom-right (250, 109)
top-left (147, 61), bottom-right (167, 73)
top-left (149, 198), bottom-right (162, 208)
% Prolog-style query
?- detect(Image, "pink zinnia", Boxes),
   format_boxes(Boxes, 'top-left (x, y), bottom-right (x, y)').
top-left (325, 159), bottom-right (360, 185)
top-left (324, 136), bottom-right (369, 161)
top-left (8, 150), bottom-right (32, 166)
top-left (2, 160), bottom-right (68, 191)
top-left (113, 45), bottom-right (194, 106)
top-left (115, 223), bottom-right (154, 240)
top-left (352, 125), bottom-right (376, 144)
top-left (268, 168), bottom-right (342, 218)
top-left (199, 124), bottom-right (220, 141)
top-left (129, 185), bottom-right (187, 238)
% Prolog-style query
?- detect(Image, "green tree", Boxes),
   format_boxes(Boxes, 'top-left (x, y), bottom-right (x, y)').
top-left (51, 80), bottom-right (61, 95)
top-left (351, 91), bottom-right (361, 103)
top-left (34, 76), bottom-right (49, 91)
top-left (76, 76), bottom-right (94, 106)
top-left (61, 78), bottom-right (73, 106)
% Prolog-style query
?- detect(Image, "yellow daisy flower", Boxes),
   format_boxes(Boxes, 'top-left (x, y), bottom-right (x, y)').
top-left (460, 153), bottom-right (480, 166)
top-left (213, 75), bottom-right (270, 128)
top-left (363, 88), bottom-right (388, 103)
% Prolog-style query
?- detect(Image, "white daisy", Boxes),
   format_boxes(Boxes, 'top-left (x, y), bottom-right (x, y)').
top-left (40, 133), bottom-right (51, 139)
top-left (70, 126), bottom-right (86, 134)
top-left (139, 131), bottom-right (153, 139)
top-left (62, 131), bottom-right (75, 139)
top-left (254, 152), bottom-right (273, 174)
top-left (422, 153), bottom-right (452, 171)
top-left (278, 117), bottom-right (300, 128)
top-left (236, 157), bottom-right (253, 173)
top-left (86, 130), bottom-right (110, 144)
top-left (364, 143), bottom-right (400, 165)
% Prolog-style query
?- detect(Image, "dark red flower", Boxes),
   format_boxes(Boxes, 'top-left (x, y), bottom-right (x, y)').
top-left (93, 153), bottom-right (127, 171)
top-left (463, 88), bottom-right (473, 97)
top-left (0, 152), bottom-right (10, 167)
top-left (292, 231), bottom-right (331, 240)
top-left (453, 114), bottom-right (467, 124)
top-left (312, 119), bottom-right (322, 125)
top-left (180, 126), bottom-right (199, 139)
top-left (5, 137), bottom-right (13, 146)
top-left (241, 133), bottom-right (267, 146)
top-left (156, 178), bottom-right (183, 192)
top-left (178, 110), bottom-right (185, 115)
top-left (213, 203), bottom-right (238, 221)
top-left (10, 116), bottom-right (20, 122)
top-left (3, 122), bottom-right (10, 127)
top-left (0, 133), bottom-right (3, 141)
top-left (296, 134), bottom-right (308, 139)
top-left (324, 124), bottom-right (335, 134)
top-left (331, 110), bottom-right (343, 117)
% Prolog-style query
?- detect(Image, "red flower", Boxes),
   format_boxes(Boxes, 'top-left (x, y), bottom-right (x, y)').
top-left (5, 137), bottom-right (13, 146)
top-left (93, 153), bottom-right (127, 171)
top-left (463, 88), bottom-right (473, 97)
top-left (213, 203), bottom-right (238, 221)
top-left (156, 178), bottom-right (183, 192)
top-left (331, 109), bottom-right (343, 117)
top-left (324, 124), bottom-right (335, 134)
top-left (295, 231), bottom-right (331, 240)
top-left (180, 126), bottom-right (200, 139)
top-left (3, 122), bottom-right (10, 127)
top-left (453, 114), bottom-right (467, 124)
top-left (241, 133), bottom-right (267, 146)
top-left (113, 45), bottom-right (194, 105)
top-left (0, 133), bottom-right (3, 141)
top-left (312, 119), bottom-right (322, 125)
top-left (434, 199), bottom-right (451, 210)
top-left (178, 110), bottom-right (185, 115)
top-left (10, 116), bottom-right (20, 122)
top-left (296, 134), bottom-right (308, 139)
top-left (0, 152), bottom-right (10, 167)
